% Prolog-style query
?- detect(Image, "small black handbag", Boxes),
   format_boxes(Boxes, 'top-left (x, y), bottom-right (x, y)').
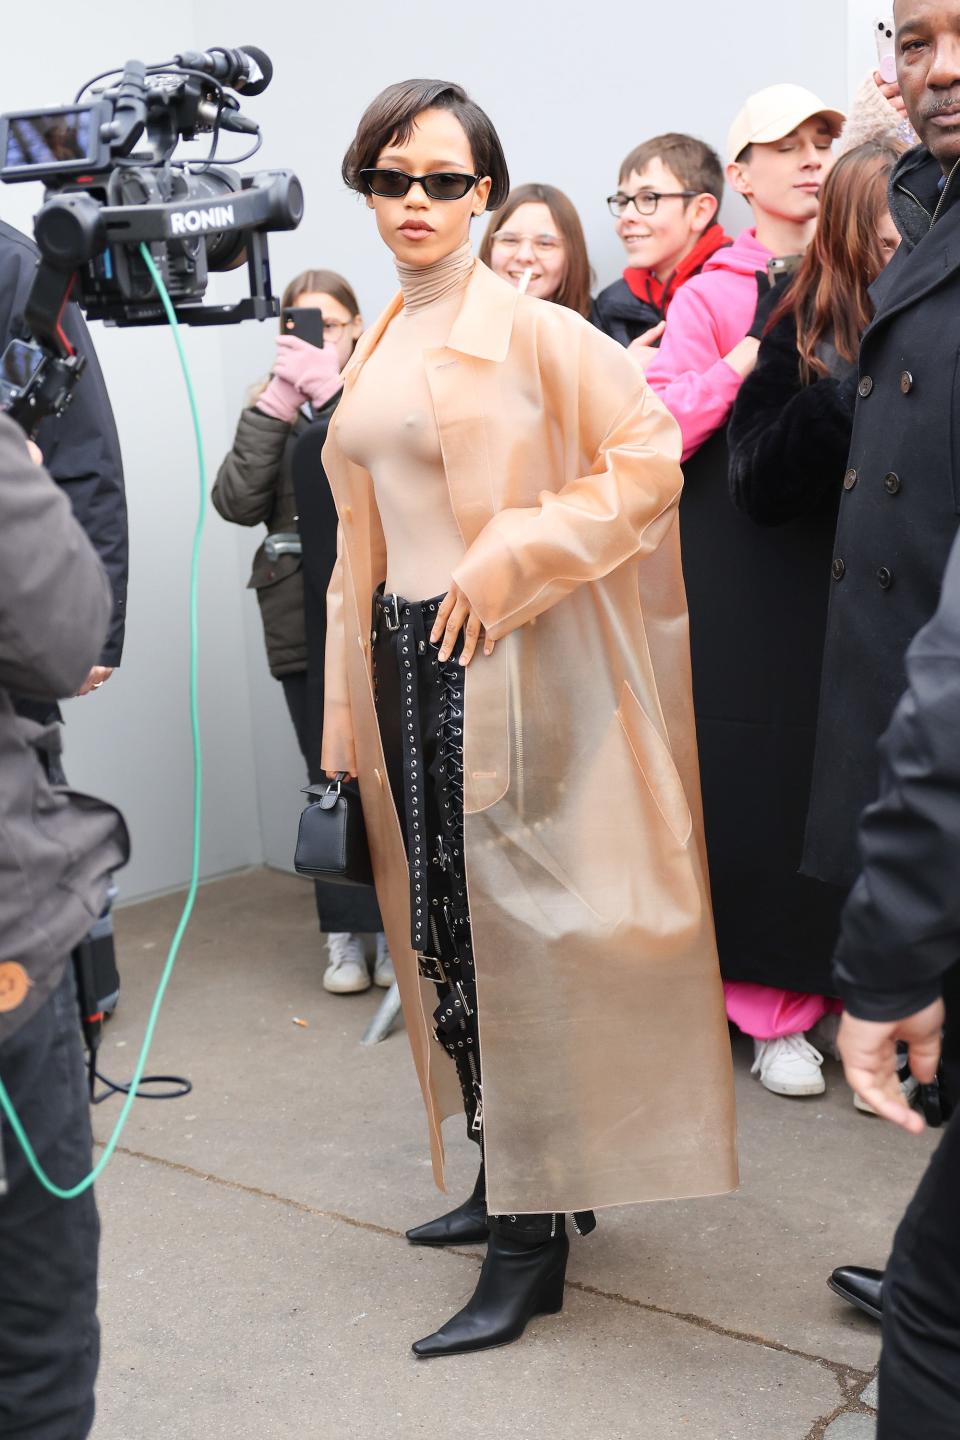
top-left (294, 773), bottom-right (374, 887)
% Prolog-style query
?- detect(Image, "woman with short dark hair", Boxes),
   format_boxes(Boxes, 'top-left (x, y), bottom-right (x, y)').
top-left (322, 77), bottom-right (736, 1357)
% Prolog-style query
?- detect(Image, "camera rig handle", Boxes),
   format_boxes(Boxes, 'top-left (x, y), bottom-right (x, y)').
top-left (32, 168), bottom-right (302, 327)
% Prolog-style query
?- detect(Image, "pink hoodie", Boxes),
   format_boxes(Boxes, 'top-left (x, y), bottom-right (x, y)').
top-left (644, 228), bottom-right (773, 461)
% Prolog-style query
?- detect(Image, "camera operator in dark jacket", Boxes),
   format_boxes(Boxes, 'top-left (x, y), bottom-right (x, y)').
top-left (803, 0), bottom-right (960, 891)
top-left (0, 412), bottom-right (128, 1440)
top-left (0, 218), bottom-right (127, 689)
top-left (834, 517), bottom-right (960, 1438)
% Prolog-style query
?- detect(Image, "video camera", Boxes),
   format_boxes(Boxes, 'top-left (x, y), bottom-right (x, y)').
top-left (0, 45), bottom-right (304, 433)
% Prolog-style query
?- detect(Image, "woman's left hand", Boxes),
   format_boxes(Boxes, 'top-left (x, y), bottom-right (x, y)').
top-left (431, 581), bottom-right (495, 665)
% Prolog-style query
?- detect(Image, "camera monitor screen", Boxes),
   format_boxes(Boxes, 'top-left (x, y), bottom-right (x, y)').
top-left (0, 340), bottom-right (43, 393)
top-left (3, 106), bottom-right (96, 175)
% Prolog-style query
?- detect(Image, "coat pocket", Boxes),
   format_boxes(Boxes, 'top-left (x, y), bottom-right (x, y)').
top-left (247, 548), bottom-right (302, 590)
top-left (615, 681), bottom-right (693, 848)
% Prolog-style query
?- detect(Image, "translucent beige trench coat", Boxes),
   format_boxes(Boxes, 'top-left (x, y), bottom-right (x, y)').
top-left (321, 260), bottom-right (737, 1214)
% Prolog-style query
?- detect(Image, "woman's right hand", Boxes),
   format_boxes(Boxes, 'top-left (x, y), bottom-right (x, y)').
top-left (325, 768), bottom-right (358, 781)
top-left (873, 69), bottom-right (908, 117)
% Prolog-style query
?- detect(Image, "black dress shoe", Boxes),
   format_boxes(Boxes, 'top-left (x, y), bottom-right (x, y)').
top-left (406, 1163), bottom-right (488, 1246)
top-left (412, 1216), bottom-right (568, 1358)
top-left (828, 1265), bottom-right (883, 1322)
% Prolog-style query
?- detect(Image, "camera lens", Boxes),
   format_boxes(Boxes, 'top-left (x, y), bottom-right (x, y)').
top-left (182, 169), bottom-right (247, 271)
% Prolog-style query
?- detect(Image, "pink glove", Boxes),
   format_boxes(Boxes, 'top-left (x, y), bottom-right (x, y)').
top-left (255, 372), bottom-right (302, 423)
top-left (272, 334), bottom-right (343, 409)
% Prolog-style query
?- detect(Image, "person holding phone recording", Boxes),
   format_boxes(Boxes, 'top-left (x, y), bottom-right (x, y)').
top-left (213, 271), bottom-right (392, 995)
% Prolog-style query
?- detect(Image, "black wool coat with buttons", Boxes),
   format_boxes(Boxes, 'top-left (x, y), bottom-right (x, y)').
top-left (803, 147), bottom-right (960, 889)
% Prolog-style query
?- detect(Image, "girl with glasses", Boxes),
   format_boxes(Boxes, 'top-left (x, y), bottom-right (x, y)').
top-left (478, 182), bottom-right (595, 320)
top-left (320, 77), bottom-right (736, 1358)
top-left (213, 270), bottom-right (392, 996)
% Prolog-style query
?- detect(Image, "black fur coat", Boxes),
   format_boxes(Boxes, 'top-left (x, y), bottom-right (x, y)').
top-left (689, 310), bottom-right (854, 997)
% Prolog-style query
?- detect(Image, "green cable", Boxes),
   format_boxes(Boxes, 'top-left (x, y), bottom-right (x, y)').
top-left (0, 243), bottom-right (205, 1198)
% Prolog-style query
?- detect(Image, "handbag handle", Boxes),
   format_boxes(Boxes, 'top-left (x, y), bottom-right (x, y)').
top-left (300, 773), bottom-right (349, 812)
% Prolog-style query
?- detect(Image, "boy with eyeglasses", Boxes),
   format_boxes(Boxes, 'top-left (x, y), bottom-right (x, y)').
top-left (595, 133), bottom-right (731, 360)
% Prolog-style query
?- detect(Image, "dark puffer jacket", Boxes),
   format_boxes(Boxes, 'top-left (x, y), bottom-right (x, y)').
top-left (213, 399), bottom-right (336, 678)
top-left (593, 279), bottom-right (661, 347)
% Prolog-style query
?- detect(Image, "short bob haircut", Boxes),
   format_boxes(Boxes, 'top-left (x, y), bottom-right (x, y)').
top-left (342, 79), bottom-right (510, 211)
top-left (479, 183), bottom-right (595, 320)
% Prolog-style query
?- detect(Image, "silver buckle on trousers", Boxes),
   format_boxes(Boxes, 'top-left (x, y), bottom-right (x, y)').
top-left (417, 953), bottom-right (445, 983)
top-left (380, 593), bottom-right (401, 633)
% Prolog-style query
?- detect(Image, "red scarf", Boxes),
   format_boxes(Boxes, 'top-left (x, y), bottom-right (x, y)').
top-left (623, 225), bottom-right (733, 315)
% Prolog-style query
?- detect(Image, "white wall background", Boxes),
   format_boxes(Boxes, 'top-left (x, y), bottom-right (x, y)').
top-left (3, 3), bottom-right (869, 901)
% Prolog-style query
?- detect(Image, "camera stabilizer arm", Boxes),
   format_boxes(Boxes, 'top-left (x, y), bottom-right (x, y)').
top-left (1, 169), bottom-right (302, 433)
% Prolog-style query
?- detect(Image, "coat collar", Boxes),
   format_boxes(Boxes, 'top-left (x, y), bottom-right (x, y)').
top-left (342, 258), bottom-right (520, 387)
top-left (863, 150), bottom-right (960, 343)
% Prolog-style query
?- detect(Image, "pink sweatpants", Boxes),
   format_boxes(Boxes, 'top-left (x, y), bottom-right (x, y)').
top-left (724, 981), bottom-right (842, 1041)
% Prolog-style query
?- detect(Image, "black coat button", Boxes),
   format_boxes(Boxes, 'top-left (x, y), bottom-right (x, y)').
top-left (877, 566), bottom-right (893, 590)
top-left (858, 376), bottom-right (874, 397)
top-left (900, 371), bottom-right (914, 394)
top-left (832, 558), bottom-right (846, 581)
top-left (883, 472), bottom-right (901, 495)
top-left (843, 468), bottom-right (858, 490)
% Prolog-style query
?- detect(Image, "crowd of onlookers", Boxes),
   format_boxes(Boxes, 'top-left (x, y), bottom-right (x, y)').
top-left (216, 69), bottom-right (911, 1099)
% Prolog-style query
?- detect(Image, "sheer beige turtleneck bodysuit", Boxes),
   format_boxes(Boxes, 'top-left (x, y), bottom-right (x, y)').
top-left (334, 239), bottom-right (475, 602)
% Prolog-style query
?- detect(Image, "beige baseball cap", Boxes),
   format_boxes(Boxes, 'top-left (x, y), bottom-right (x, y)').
top-left (727, 84), bottom-right (846, 165)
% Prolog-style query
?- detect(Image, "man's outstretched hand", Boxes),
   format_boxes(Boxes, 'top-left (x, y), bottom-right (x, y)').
top-left (838, 998), bottom-right (945, 1135)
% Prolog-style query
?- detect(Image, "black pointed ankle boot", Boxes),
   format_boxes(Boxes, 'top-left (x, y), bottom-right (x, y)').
top-left (406, 1163), bottom-right (488, 1247)
top-left (412, 1213), bottom-right (568, 1358)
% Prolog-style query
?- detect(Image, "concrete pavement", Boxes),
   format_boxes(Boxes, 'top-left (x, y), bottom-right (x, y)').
top-left (87, 868), bottom-right (935, 1439)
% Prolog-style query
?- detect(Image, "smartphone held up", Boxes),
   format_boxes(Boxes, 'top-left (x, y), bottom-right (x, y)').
top-left (875, 16), bottom-right (896, 85)
top-left (281, 307), bottom-right (325, 348)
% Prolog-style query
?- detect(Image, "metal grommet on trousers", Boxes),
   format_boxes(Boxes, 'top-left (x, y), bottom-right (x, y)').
top-left (371, 588), bottom-right (482, 1146)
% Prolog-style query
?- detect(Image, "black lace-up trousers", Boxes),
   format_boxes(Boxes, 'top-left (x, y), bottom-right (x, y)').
top-left (371, 589), bottom-right (590, 1247)
top-left (372, 590), bottom-right (482, 1147)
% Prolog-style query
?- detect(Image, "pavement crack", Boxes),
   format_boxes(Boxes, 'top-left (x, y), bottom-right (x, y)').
top-left (98, 1141), bottom-right (407, 1240)
top-left (101, 1141), bottom-right (873, 1389)
top-left (803, 1393), bottom-right (877, 1440)
top-left (564, 1278), bottom-right (872, 1389)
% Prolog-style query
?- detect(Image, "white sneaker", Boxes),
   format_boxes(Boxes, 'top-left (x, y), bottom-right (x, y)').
top-left (808, 1013), bottom-right (841, 1061)
top-left (855, 1073), bottom-right (921, 1114)
top-left (373, 933), bottom-right (395, 988)
top-left (751, 1033), bottom-right (826, 1097)
top-left (323, 933), bottom-right (371, 994)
